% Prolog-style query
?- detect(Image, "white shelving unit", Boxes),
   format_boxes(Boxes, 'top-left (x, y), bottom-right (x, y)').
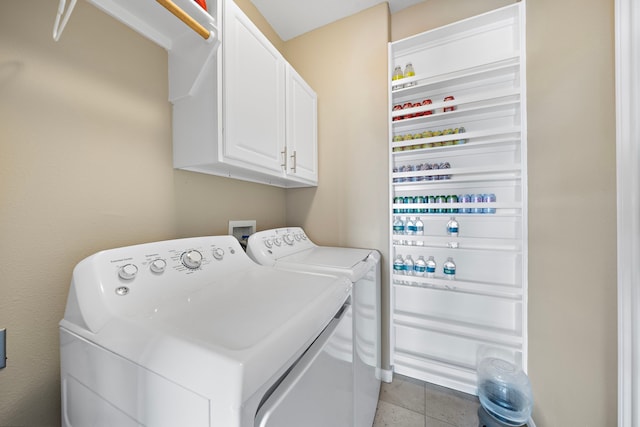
top-left (388, 3), bottom-right (527, 395)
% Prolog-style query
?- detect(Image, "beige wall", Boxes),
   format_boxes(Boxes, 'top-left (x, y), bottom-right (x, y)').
top-left (0, 1), bottom-right (285, 425)
top-left (0, 0), bottom-right (618, 426)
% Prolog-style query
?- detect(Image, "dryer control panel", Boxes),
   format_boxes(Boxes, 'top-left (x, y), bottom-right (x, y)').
top-left (246, 227), bottom-right (316, 266)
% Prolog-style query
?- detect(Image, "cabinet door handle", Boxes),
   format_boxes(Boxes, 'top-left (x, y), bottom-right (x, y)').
top-left (281, 147), bottom-right (287, 170)
top-left (290, 151), bottom-right (297, 173)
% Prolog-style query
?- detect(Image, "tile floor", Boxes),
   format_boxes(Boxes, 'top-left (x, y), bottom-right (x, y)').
top-left (373, 375), bottom-right (483, 427)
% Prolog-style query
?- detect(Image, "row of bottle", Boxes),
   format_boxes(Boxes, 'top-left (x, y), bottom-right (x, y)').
top-left (392, 63), bottom-right (416, 90)
top-left (393, 254), bottom-right (456, 280)
top-left (393, 216), bottom-right (458, 245)
top-left (393, 162), bottom-right (452, 182)
top-left (392, 194), bottom-right (497, 214)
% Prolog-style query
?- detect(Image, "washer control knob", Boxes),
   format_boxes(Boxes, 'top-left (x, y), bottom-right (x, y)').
top-left (283, 234), bottom-right (294, 245)
top-left (294, 233), bottom-right (302, 241)
top-left (273, 237), bottom-right (282, 246)
top-left (264, 239), bottom-right (273, 248)
top-left (118, 264), bottom-right (138, 280)
top-left (181, 250), bottom-right (203, 269)
top-left (212, 248), bottom-right (225, 260)
top-left (150, 258), bottom-right (167, 274)
top-left (301, 233), bottom-right (307, 240)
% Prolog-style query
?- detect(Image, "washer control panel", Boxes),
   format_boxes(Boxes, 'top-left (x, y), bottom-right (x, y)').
top-left (246, 227), bottom-right (316, 266)
top-left (75, 235), bottom-right (254, 302)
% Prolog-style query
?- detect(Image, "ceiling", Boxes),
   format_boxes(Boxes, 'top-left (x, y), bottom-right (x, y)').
top-left (249, 0), bottom-right (426, 41)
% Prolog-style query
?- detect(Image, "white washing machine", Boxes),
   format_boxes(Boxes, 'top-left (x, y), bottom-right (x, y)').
top-left (246, 227), bottom-right (382, 427)
top-left (59, 235), bottom-right (354, 427)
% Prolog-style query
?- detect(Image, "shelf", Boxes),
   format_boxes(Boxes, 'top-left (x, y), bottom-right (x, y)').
top-left (392, 164), bottom-right (521, 184)
top-left (391, 56), bottom-right (521, 96)
top-left (392, 236), bottom-right (522, 252)
top-left (392, 127), bottom-right (520, 154)
top-left (86, 0), bottom-right (220, 102)
top-left (392, 275), bottom-right (522, 299)
top-left (88, 0), bottom-right (218, 50)
top-left (391, 87), bottom-right (520, 121)
top-left (393, 311), bottom-right (524, 347)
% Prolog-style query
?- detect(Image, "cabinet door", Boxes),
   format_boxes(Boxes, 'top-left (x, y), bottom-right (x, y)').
top-left (286, 65), bottom-right (318, 184)
top-left (222, 0), bottom-right (286, 175)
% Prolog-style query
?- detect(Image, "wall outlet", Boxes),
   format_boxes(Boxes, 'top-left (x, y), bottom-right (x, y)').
top-left (228, 220), bottom-right (256, 249)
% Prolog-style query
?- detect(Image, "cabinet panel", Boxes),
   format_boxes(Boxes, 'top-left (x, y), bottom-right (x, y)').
top-left (286, 66), bottom-right (318, 184)
top-left (388, 2), bottom-right (527, 394)
top-left (223, 1), bottom-right (285, 174)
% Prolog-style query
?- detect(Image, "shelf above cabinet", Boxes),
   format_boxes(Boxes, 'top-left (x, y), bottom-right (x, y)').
top-left (87, 0), bottom-right (219, 50)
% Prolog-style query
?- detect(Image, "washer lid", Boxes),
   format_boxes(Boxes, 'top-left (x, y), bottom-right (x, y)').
top-left (61, 264), bottom-right (351, 405)
top-left (149, 267), bottom-right (348, 351)
top-left (276, 247), bottom-right (373, 279)
top-left (280, 247), bottom-right (371, 269)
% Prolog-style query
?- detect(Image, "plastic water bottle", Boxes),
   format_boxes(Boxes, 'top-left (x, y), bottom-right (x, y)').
top-left (405, 217), bottom-right (416, 245)
top-left (415, 217), bottom-right (424, 246)
top-left (426, 256), bottom-right (436, 278)
top-left (393, 217), bottom-right (405, 235)
top-left (414, 255), bottom-right (427, 277)
top-left (404, 255), bottom-right (414, 276)
top-left (393, 255), bottom-right (405, 279)
top-left (443, 257), bottom-right (456, 280)
top-left (446, 217), bottom-right (459, 237)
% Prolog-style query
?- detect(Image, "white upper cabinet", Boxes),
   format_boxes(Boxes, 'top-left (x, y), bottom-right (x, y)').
top-left (171, 0), bottom-right (318, 187)
top-left (85, 0), bottom-right (318, 188)
top-left (170, 0), bottom-right (317, 187)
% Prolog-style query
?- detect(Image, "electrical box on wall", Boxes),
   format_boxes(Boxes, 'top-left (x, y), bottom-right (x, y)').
top-left (228, 220), bottom-right (256, 249)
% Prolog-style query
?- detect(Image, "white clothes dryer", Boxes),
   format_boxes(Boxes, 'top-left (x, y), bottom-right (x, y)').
top-left (246, 227), bottom-right (382, 427)
top-left (59, 235), bottom-right (353, 427)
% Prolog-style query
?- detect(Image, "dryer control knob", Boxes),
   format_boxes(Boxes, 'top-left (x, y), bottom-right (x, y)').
top-left (182, 250), bottom-right (203, 269)
top-left (118, 263), bottom-right (138, 280)
top-left (212, 248), bottom-right (225, 260)
top-left (150, 258), bottom-right (167, 274)
top-left (264, 239), bottom-right (273, 249)
top-left (283, 234), bottom-right (294, 245)
top-left (273, 237), bottom-right (282, 246)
